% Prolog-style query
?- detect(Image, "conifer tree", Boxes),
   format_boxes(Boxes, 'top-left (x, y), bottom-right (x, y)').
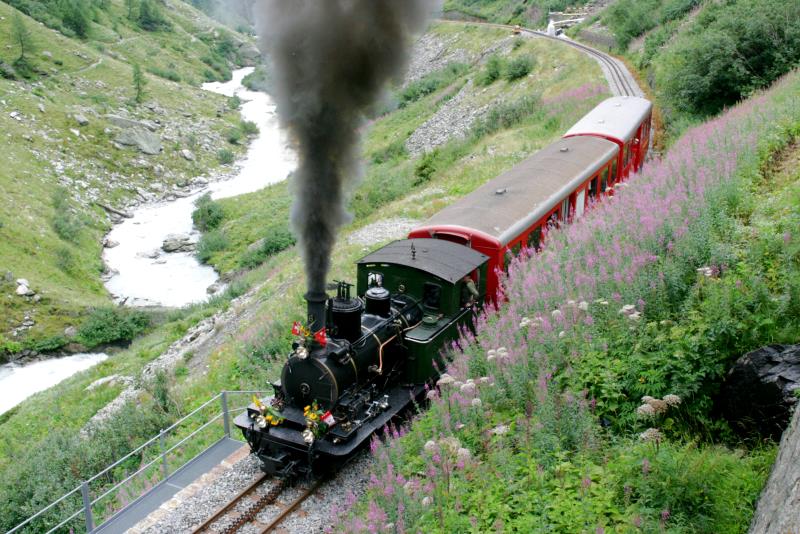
top-left (132, 63), bottom-right (147, 103)
top-left (11, 12), bottom-right (35, 64)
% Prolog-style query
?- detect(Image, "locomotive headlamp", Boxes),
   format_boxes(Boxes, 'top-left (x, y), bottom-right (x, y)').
top-left (295, 346), bottom-right (308, 360)
top-left (302, 428), bottom-right (315, 445)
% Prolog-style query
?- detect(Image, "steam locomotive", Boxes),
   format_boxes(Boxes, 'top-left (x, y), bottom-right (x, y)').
top-left (234, 96), bottom-right (652, 478)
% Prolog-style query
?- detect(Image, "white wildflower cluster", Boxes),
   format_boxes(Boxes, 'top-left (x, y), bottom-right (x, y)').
top-left (490, 424), bottom-right (510, 435)
top-left (487, 346), bottom-right (510, 363)
top-left (697, 266), bottom-right (718, 278)
top-left (558, 330), bottom-right (566, 338)
top-left (436, 373), bottom-right (455, 387)
top-left (422, 436), bottom-right (471, 465)
top-left (519, 316), bottom-right (532, 329)
top-left (618, 303), bottom-right (641, 321)
top-left (551, 309), bottom-right (563, 320)
top-left (639, 427), bottom-right (662, 443)
top-left (636, 394), bottom-right (682, 418)
top-left (594, 298), bottom-right (609, 306)
top-left (578, 300), bottom-right (589, 311)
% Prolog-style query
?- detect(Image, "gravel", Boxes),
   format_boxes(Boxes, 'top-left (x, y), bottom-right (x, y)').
top-left (129, 448), bottom-right (375, 534)
top-left (347, 217), bottom-right (419, 246)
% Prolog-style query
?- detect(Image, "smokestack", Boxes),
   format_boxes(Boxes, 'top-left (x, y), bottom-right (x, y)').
top-left (304, 291), bottom-right (328, 334)
top-left (255, 0), bottom-right (438, 296)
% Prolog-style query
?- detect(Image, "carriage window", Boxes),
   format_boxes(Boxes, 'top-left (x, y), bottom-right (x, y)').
top-left (422, 282), bottom-right (441, 310)
top-left (610, 159), bottom-right (618, 183)
top-left (368, 272), bottom-right (383, 287)
top-left (511, 242), bottom-right (522, 256)
top-left (561, 198), bottom-right (570, 222)
top-left (624, 143), bottom-right (631, 167)
top-left (528, 226), bottom-right (542, 250)
top-left (588, 174), bottom-right (598, 198)
top-left (601, 166), bottom-right (609, 191)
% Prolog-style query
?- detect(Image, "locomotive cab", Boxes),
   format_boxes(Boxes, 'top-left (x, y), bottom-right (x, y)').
top-left (234, 238), bottom-right (488, 478)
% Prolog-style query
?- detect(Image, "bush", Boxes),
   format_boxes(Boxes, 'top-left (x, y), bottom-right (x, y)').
top-left (196, 230), bottom-right (228, 263)
top-left (146, 66), bottom-right (181, 82)
top-left (239, 120), bottom-right (259, 136)
top-left (477, 54), bottom-right (503, 86)
top-left (55, 245), bottom-right (75, 273)
top-left (51, 188), bottom-right (83, 242)
top-left (191, 193), bottom-right (224, 231)
top-left (77, 307), bottom-right (150, 348)
top-left (217, 148), bottom-right (234, 164)
top-left (226, 127), bottom-right (242, 144)
top-left (238, 226), bottom-right (296, 269)
top-left (137, 0), bottom-right (171, 31)
top-left (59, 0), bottom-right (91, 38)
top-left (370, 138), bottom-right (407, 165)
top-left (504, 55), bottom-right (534, 81)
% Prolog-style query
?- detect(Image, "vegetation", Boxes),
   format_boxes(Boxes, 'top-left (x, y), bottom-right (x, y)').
top-left (77, 307), bottom-right (150, 348)
top-left (442, 0), bottom-right (588, 26)
top-left (335, 66), bottom-right (800, 533)
top-left (398, 62), bottom-right (468, 108)
top-left (191, 193), bottom-right (224, 232)
top-left (132, 62), bottom-right (147, 103)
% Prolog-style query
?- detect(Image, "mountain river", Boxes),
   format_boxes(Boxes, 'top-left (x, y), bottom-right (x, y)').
top-left (0, 67), bottom-right (294, 414)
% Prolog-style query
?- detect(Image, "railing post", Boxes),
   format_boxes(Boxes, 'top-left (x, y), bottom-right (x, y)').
top-left (81, 481), bottom-right (94, 533)
top-left (159, 429), bottom-right (169, 479)
top-left (221, 391), bottom-right (231, 438)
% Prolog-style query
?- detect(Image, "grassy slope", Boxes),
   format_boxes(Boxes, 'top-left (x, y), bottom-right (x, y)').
top-left (0, 0), bottom-right (250, 349)
top-left (443, 0), bottom-right (590, 26)
top-left (0, 21), bottom-right (608, 477)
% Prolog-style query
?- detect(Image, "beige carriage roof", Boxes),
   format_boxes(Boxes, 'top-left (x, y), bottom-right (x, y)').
top-left (563, 96), bottom-right (652, 143)
top-left (419, 136), bottom-right (618, 246)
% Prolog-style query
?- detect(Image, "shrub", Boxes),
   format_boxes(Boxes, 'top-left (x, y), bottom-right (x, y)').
top-left (196, 230), bottom-right (228, 263)
top-left (59, 0), bottom-right (90, 38)
top-left (370, 138), bottom-right (407, 165)
top-left (77, 307), bottom-right (150, 348)
top-left (477, 54), bottom-right (502, 86)
top-left (504, 55), bottom-right (534, 81)
top-left (226, 127), bottom-right (242, 144)
top-left (191, 193), bottom-right (224, 231)
top-left (413, 149), bottom-right (439, 185)
top-left (137, 0), bottom-right (171, 31)
top-left (55, 245), bottom-right (75, 272)
top-left (51, 189), bottom-right (83, 242)
top-left (471, 95), bottom-right (542, 139)
top-left (217, 148), bottom-right (234, 164)
top-left (146, 66), bottom-right (181, 82)
top-left (239, 120), bottom-right (259, 136)
top-left (238, 226), bottom-right (296, 269)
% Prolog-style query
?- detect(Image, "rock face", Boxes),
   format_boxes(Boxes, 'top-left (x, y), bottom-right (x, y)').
top-left (749, 405), bottom-right (800, 533)
top-left (720, 344), bottom-right (800, 439)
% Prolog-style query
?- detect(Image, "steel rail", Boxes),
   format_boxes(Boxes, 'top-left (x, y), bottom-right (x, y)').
top-left (191, 472), bottom-right (270, 534)
top-left (259, 479), bottom-right (322, 534)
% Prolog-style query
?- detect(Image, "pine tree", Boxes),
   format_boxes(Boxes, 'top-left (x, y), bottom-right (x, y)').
top-left (125, 0), bottom-right (137, 20)
top-left (11, 12), bottom-right (35, 64)
top-left (132, 63), bottom-right (147, 104)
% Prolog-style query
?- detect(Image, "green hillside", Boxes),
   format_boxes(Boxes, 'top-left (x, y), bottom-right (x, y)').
top-left (0, 0), bottom-right (256, 357)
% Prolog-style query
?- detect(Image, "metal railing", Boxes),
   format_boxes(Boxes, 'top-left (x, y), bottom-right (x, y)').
top-left (7, 390), bottom-right (266, 534)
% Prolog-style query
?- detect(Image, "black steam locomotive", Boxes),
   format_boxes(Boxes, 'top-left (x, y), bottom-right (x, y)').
top-left (234, 239), bottom-right (488, 478)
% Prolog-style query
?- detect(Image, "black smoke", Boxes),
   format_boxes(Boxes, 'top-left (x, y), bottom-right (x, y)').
top-left (255, 0), bottom-right (437, 295)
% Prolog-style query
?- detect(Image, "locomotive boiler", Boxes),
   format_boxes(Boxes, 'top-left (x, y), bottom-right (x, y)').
top-left (234, 238), bottom-right (489, 478)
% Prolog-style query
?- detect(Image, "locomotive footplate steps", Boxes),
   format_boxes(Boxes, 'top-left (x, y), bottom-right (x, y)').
top-left (235, 383), bottom-right (425, 476)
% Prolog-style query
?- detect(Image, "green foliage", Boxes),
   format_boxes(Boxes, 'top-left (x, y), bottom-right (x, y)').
top-left (226, 127), bottom-right (242, 144)
top-left (241, 64), bottom-right (270, 92)
top-left (191, 193), bottom-right (224, 231)
top-left (370, 138), bottom-right (407, 165)
top-left (413, 149), bottom-right (439, 186)
top-left (398, 62), bottom-right (468, 108)
top-left (132, 62), bottom-right (147, 104)
top-left (239, 119), bottom-right (259, 136)
top-left (477, 54), bottom-right (502, 86)
top-left (59, 0), bottom-right (91, 38)
top-left (54, 245), bottom-right (75, 273)
top-left (470, 94), bottom-right (542, 139)
top-left (217, 148), bottom-right (234, 164)
top-left (77, 307), bottom-right (150, 348)
top-left (51, 188), bottom-right (83, 242)
top-left (503, 54), bottom-right (534, 81)
top-left (146, 65), bottom-right (181, 82)
top-left (137, 0), bottom-right (171, 31)
top-left (196, 229), bottom-right (229, 263)
top-left (653, 0), bottom-right (800, 117)
top-left (11, 11), bottom-right (35, 62)
top-left (238, 226), bottom-right (296, 269)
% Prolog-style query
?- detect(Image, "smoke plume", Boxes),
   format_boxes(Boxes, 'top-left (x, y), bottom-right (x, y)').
top-left (255, 0), bottom-right (437, 295)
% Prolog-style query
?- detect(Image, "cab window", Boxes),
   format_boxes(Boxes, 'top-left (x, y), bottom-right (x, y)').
top-left (422, 282), bottom-right (441, 310)
top-left (368, 272), bottom-right (383, 287)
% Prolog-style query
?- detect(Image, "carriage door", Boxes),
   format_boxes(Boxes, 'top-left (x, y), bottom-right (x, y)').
top-left (575, 188), bottom-right (586, 219)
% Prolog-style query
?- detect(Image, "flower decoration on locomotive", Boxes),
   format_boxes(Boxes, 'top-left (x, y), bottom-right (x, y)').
top-left (252, 395), bottom-right (285, 428)
top-left (291, 320), bottom-right (327, 350)
top-left (302, 401), bottom-right (337, 444)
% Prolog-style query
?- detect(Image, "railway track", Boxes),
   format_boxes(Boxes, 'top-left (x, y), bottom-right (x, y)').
top-left (192, 474), bottom-right (322, 534)
top-left (439, 20), bottom-right (641, 97)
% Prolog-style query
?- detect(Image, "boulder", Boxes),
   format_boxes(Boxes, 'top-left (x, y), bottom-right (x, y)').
top-left (103, 238), bottom-right (119, 249)
top-left (64, 326), bottom-right (78, 339)
top-left (16, 284), bottom-right (34, 296)
top-left (74, 113), bottom-right (89, 126)
top-left (104, 114), bottom-right (158, 132)
top-left (162, 233), bottom-right (195, 253)
top-left (115, 128), bottom-right (162, 155)
top-left (16, 278), bottom-right (28, 287)
top-left (180, 149), bottom-right (195, 161)
top-left (749, 405), bottom-right (800, 533)
top-left (719, 344), bottom-right (800, 439)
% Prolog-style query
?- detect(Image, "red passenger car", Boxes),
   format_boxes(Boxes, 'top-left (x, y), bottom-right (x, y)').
top-left (563, 96), bottom-right (652, 184)
top-left (409, 136), bottom-right (619, 302)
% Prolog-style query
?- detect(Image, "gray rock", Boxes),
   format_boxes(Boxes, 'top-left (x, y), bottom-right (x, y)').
top-left (16, 278), bottom-right (29, 287)
top-left (64, 326), bottom-right (78, 339)
top-left (103, 239), bottom-right (119, 249)
top-left (750, 405), bottom-right (800, 533)
top-left (74, 113), bottom-right (89, 126)
top-left (9, 111), bottom-right (22, 121)
top-left (16, 285), bottom-right (34, 296)
top-left (180, 149), bottom-right (195, 161)
top-left (720, 344), bottom-right (800, 439)
top-left (32, 294), bottom-right (41, 303)
top-left (104, 114), bottom-right (159, 132)
top-left (162, 233), bottom-right (195, 253)
top-left (38, 103), bottom-right (45, 113)
top-left (206, 282), bottom-right (222, 295)
top-left (41, 50), bottom-right (53, 59)
top-left (115, 128), bottom-right (162, 155)
top-left (136, 249), bottom-right (161, 260)
top-left (247, 238), bottom-right (266, 252)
